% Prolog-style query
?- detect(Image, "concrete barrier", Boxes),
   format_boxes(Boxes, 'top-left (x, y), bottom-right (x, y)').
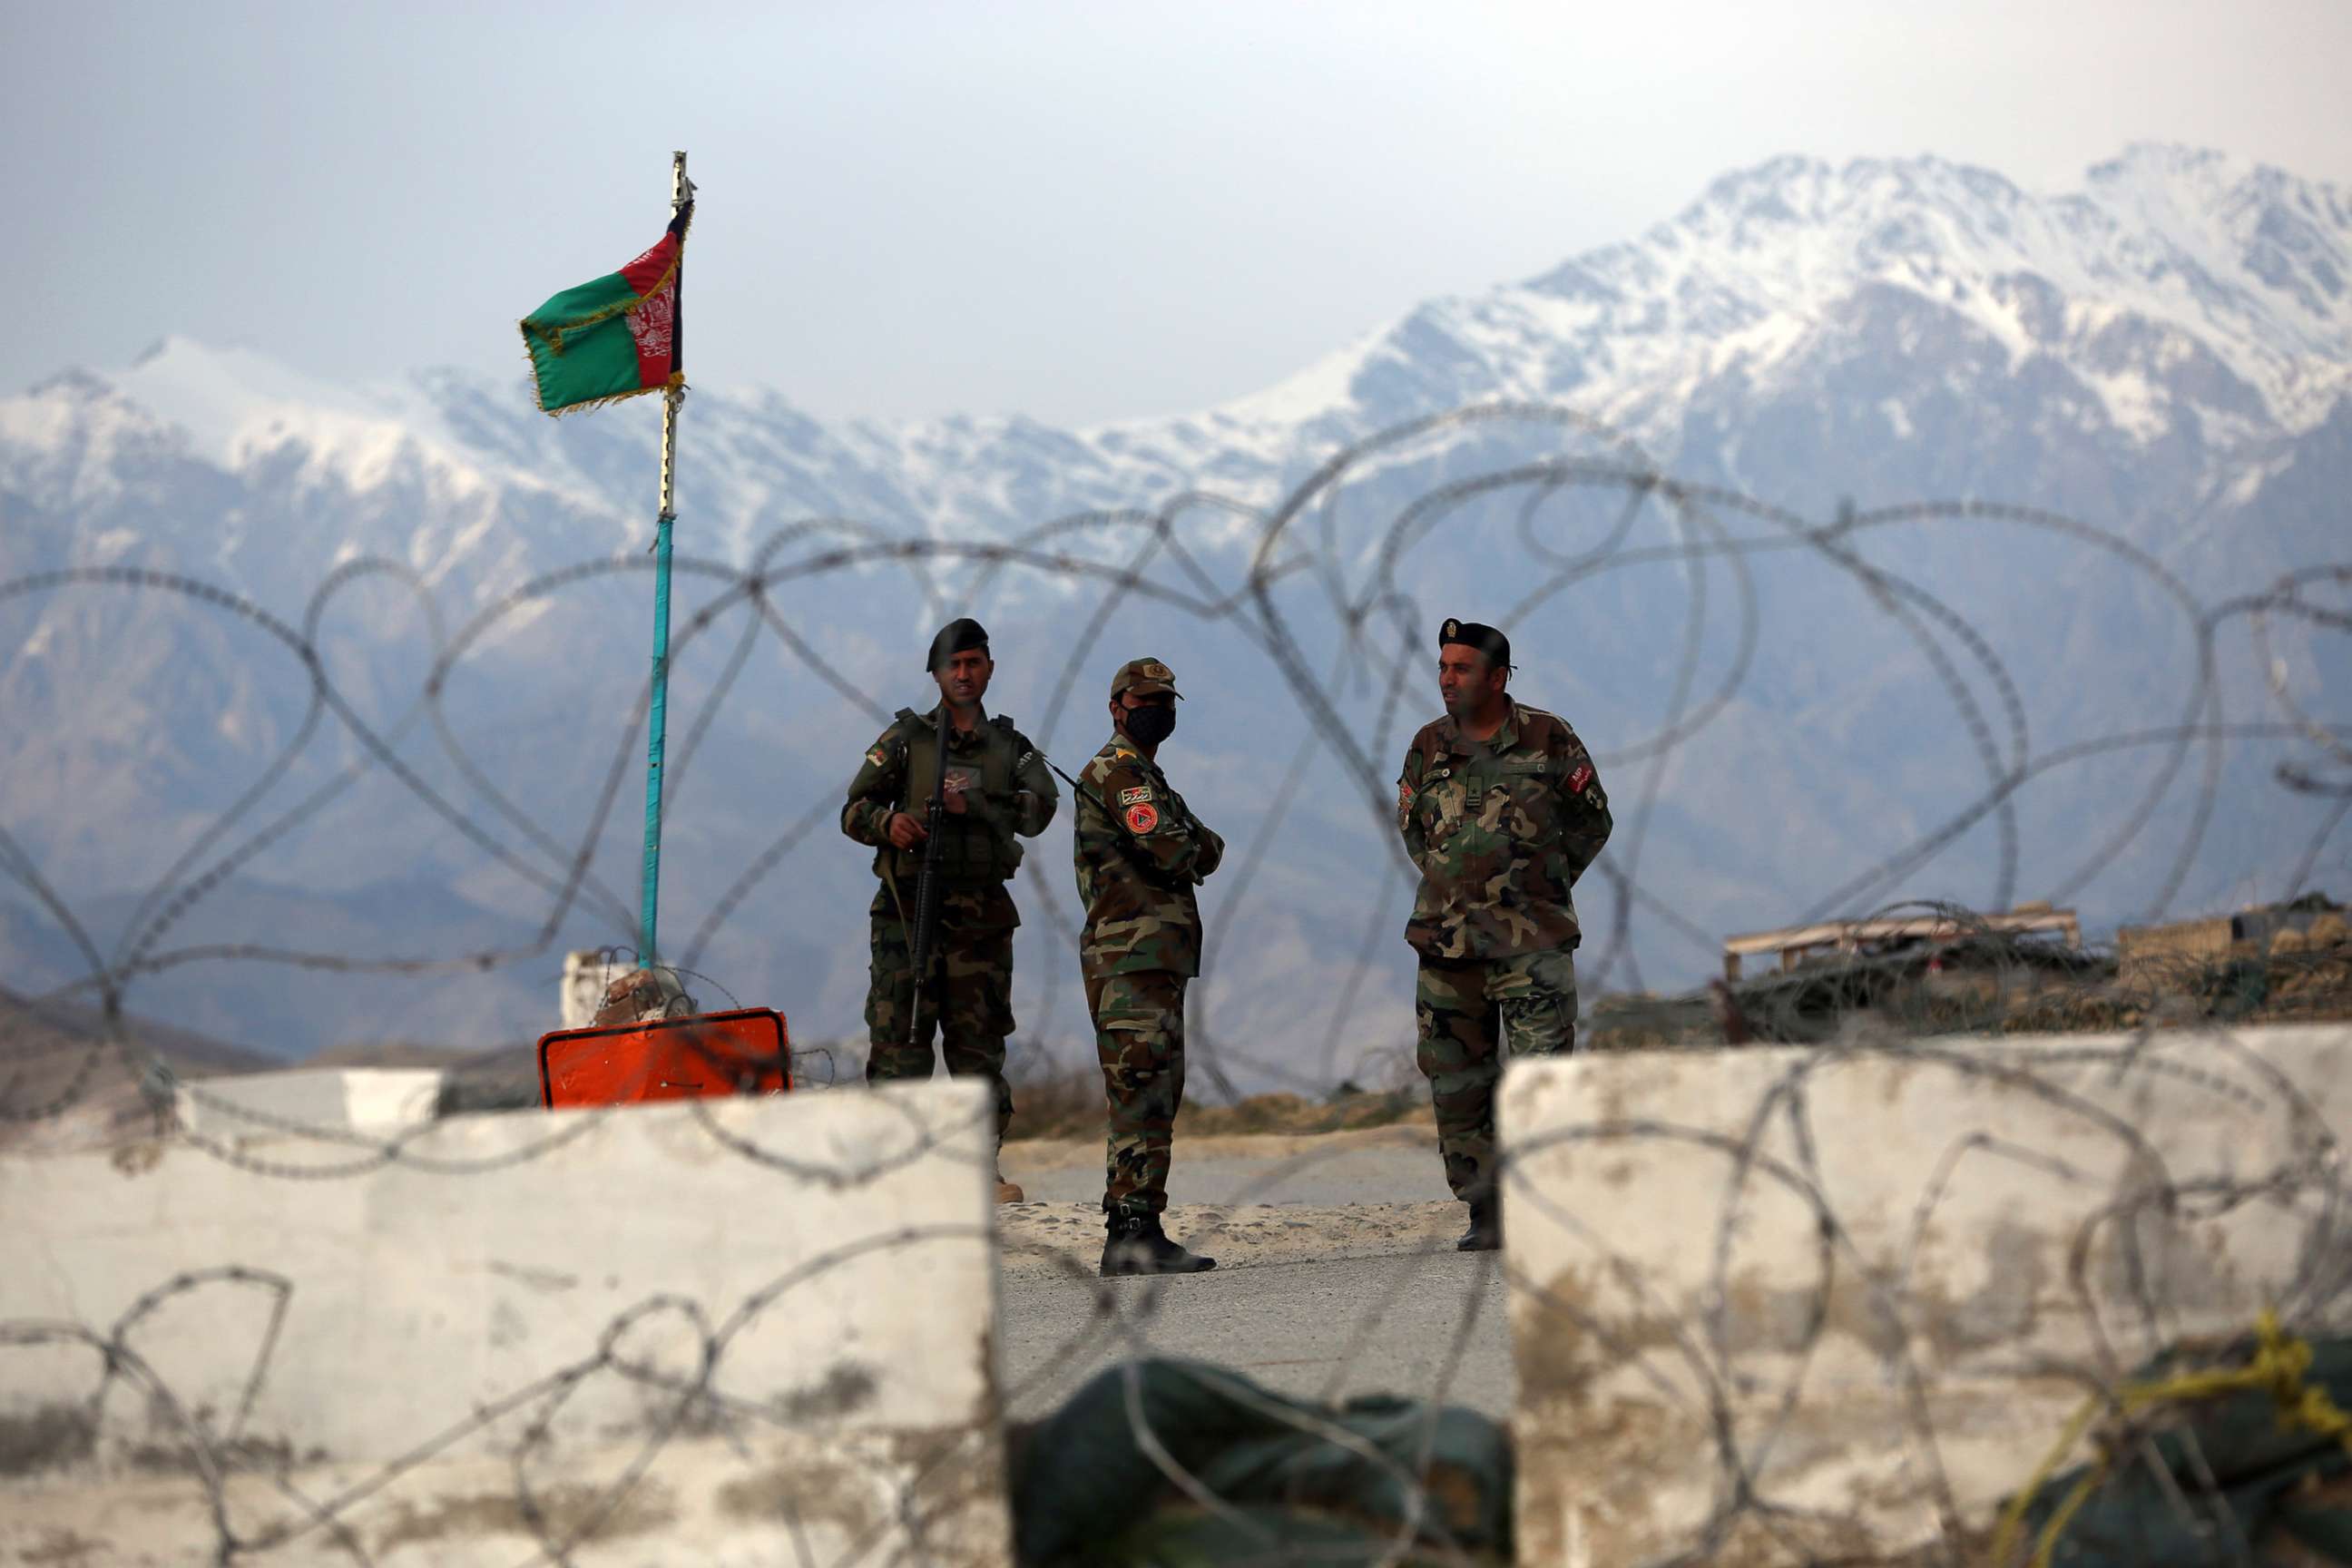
top-left (175, 1065), bottom-right (445, 1138)
top-left (1, 1081), bottom-right (1007, 1566)
top-left (1499, 1024), bottom-right (2351, 1566)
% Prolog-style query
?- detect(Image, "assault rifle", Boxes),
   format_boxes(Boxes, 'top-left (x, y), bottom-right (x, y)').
top-left (1041, 756), bottom-right (1121, 832)
top-left (904, 703), bottom-right (952, 1054)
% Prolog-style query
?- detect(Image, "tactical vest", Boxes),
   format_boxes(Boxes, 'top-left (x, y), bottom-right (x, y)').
top-left (884, 709), bottom-right (1024, 885)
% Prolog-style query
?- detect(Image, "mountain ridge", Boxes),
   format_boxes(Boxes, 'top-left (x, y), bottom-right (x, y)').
top-left (9, 142), bottom-right (2346, 572)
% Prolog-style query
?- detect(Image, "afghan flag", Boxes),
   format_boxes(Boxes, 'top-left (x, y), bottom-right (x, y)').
top-left (518, 202), bottom-right (692, 415)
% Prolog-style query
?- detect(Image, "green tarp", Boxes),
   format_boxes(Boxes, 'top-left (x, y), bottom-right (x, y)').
top-left (1011, 1358), bottom-right (1512, 1566)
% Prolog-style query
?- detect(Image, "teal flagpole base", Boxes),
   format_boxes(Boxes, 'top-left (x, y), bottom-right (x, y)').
top-left (640, 508), bottom-right (675, 967)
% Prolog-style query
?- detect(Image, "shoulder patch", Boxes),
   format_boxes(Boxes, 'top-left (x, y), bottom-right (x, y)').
top-left (1118, 784), bottom-right (1154, 807)
top-left (1396, 779), bottom-right (1416, 828)
top-left (866, 744), bottom-right (889, 769)
top-left (1123, 802), bottom-right (1160, 835)
top-left (1567, 762), bottom-right (1593, 794)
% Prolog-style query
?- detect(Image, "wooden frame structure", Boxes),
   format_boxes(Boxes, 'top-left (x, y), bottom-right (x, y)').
top-left (1720, 905), bottom-right (2082, 983)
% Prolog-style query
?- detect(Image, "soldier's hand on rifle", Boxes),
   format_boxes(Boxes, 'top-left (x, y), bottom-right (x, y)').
top-left (887, 811), bottom-right (929, 849)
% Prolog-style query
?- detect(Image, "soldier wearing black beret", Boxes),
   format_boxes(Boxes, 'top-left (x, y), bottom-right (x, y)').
top-left (842, 618), bottom-right (1058, 1202)
top-left (1396, 618), bottom-right (1612, 1250)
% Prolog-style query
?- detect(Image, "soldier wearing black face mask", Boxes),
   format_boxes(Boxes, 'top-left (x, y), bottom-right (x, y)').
top-left (1071, 658), bottom-right (1225, 1276)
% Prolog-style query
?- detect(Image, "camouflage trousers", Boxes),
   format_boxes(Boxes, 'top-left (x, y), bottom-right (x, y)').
top-left (864, 895), bottom-right (1015, 1145)
top-left (1415, 947), bottom-right (1579, 1202)
top-left (1083, 968), bottom-right (1188, 1215)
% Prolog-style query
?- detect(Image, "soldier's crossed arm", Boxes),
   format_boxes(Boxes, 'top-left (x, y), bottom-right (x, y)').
top-left (840, 721), bottom-right (910, 847)
top-left (1192, 819), bottom-right (1225, 880)
top-left (1095, 754), bottom-right (1212, 883)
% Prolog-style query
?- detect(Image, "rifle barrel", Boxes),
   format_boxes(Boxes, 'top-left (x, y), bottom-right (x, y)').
top-left (905, 705), bottom-right (953, 1052)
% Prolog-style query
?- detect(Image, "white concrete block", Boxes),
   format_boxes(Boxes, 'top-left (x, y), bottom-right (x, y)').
top-left (562, 948), bottom-right (621, 1032)
top-left (1499, 1024), bottom-right (2352, 1566)
top-left (1, 1081), bottom-right (1007, 1566)
top-left (174, 1067), bottom-right (445, 1139)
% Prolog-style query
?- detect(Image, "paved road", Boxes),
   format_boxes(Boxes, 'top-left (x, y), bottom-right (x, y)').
top-left (1002, 1124), bottom-right (1454, 1208)
top-left (995, 1128), bottom-right (1513, 1418)
top-left (1000, 1243), bottom-right (1514, 1419)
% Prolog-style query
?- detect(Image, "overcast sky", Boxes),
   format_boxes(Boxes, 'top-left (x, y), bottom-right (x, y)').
top-left (5, 1), bottom-right (2347, 426)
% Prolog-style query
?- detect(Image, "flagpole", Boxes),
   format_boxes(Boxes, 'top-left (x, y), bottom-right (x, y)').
top-left (640, 148), bottom-right (688, 969)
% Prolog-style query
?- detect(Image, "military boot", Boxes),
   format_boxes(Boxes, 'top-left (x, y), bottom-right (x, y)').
top-left (1455, 1196), bottom-right (1501, 1252)
top-left (994, 1166), bottom-right (1025, 1204)
top-left (1100, 1207), bottom-right (1216, 1277)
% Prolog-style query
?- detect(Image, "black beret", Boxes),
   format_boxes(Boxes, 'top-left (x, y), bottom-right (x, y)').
top-left (1438, 617), bottom-right (1511, 669)
top-left (925, 617), bottom-right (990, 671)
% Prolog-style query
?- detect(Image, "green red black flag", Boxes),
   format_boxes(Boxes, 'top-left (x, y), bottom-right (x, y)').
top-left (518, 202), bottom-right (693, 415)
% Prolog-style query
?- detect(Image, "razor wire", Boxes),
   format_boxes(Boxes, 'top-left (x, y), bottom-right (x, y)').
top-left (0, 400), bottom-right (2347, 1566)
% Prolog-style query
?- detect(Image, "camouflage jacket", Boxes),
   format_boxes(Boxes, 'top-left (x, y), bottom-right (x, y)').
top-left (1396, 701), bottom-right (1612, 960)
top-left (843, 704), bottom-right (1057, 931)
top-left (1072, 735), bottom-right (1225, 977)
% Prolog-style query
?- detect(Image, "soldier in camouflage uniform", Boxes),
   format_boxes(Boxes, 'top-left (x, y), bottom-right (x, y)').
top-left (1073, 657), bottom-right (1225, 1277)
top-left (842, 618), bottom-right (1057, 1203)
top-left (1396, 619), bottom-right (1612, 1250)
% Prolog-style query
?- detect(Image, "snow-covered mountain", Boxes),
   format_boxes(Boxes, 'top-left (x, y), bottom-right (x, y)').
top-left (3, 144), bottom-right (2347, 1075)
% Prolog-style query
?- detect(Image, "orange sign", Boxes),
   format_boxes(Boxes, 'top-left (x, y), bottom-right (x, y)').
top-left (537, 1008), bottom-right (790, 1110)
